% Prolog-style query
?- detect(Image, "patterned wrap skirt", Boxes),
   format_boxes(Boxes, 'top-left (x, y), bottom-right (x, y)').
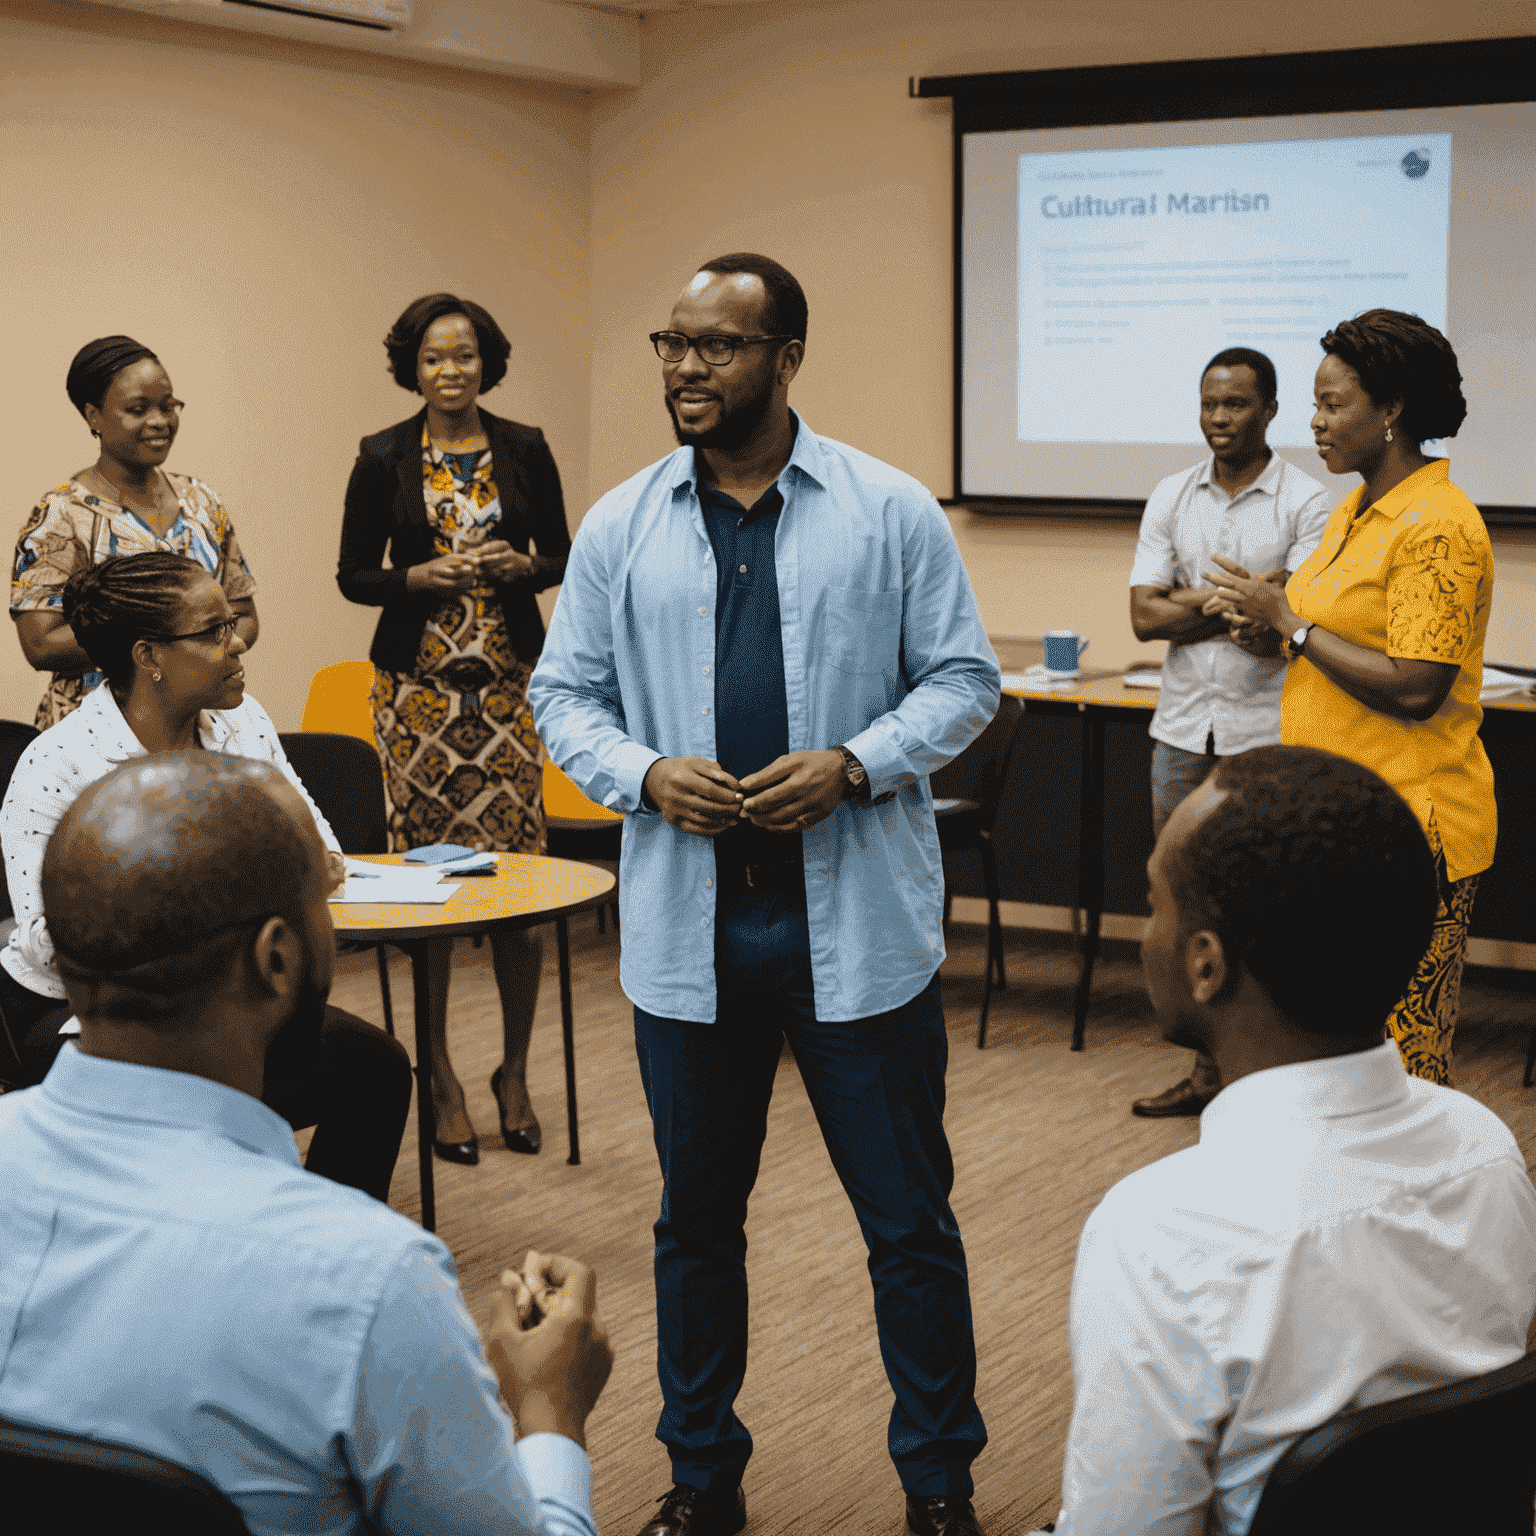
top-left (370, 597), bottom-right (545, 855)
top-left (1386, 864), bottom-right (1479, 1088)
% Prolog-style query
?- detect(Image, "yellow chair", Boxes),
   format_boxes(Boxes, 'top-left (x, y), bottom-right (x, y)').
top-left (542, 760), bottom-right (622, 822)
top-left (300, 660), bottom-right (377, 742)
top-left (542, 761), bottom-right (621, 932)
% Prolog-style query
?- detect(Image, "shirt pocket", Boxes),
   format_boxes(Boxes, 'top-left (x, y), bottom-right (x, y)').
top-left (826, 586), bottom-right (901, 675)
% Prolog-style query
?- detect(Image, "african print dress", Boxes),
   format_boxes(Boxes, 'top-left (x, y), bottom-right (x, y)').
top-left (369, 427), bottom-right (545, 854)
top-left (11, 475), bottom-right (256, 729)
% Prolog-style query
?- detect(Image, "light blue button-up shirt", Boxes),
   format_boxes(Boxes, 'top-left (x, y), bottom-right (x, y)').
top-left (0, 1045), bottom-right (595, 1536)
top-left (528, 417), bottom-right (1000, 1023)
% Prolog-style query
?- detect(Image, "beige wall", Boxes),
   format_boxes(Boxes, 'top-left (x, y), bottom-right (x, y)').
top-left (589, 0), bottom-right (1536, 671)
top-left (0, 0), bottom-right (590, 729)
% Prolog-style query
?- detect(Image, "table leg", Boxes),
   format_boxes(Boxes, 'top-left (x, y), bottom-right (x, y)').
top-left (1072, 714), bottom-right (1106, 1052)
top-left (557, 915), bottom-right (580, 1167)
top-left (408, 940), bottom-right (437, 1233)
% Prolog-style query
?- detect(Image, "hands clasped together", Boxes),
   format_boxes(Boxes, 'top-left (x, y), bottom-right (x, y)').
top-left (1194, 555), bottom-right (1298, 659)
top-left (642, 750), bottom-right (848, 838)
top-left (405, 540), bottom-right (536, 595)
top-left (486, 1249), bottom-right (614, 1450)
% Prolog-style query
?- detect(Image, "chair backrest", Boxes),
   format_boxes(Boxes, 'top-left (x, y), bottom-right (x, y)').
top-left (543, 758), bottom-right (622, 823)
top-left (0, 719), bottom-right (40, 924)
top-left (299, 661), bottom-right (376, 742)
top-left (279, 732), bottom-right (389, 856)
top-left (929, 693), bottom-right (1024, 828)
top-left (0, 1416), bottom-right (250, 1534)
top-left (1247, 1349), bottom-right (1536, 1536)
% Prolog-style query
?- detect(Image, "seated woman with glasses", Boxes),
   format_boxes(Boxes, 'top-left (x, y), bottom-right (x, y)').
top-left (12, 335), bottom-right (259, 731)
top-left (1, 551), bottom-right (411, 1201)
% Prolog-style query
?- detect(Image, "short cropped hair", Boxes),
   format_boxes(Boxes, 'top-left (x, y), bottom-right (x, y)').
top-left (66, 335), bottom-right (159, 419)
top-left (1202, 347), bottom-right (1276, 404)
top-left (1163, 745), bottom-right (1438, 1038)
top-left (62, 551), bottom-right (207, 691)
top-left (384, 293), bottom-right (512, 394)
top-left (1320, 309), bottom-right (1467, 443)
top-left (698, 253), bottom-right (808, 344)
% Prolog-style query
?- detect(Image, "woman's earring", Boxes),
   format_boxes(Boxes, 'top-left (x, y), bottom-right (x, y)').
top-left (1385, 425), bottom-right (1393, 443)
top-left (153, 672), bottom-right (163, 682)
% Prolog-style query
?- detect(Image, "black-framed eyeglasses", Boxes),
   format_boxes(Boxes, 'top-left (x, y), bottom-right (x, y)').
top-left (649, 331), bottom-right (796, 366)
top-left (147, 617), bottom-right (239, 646)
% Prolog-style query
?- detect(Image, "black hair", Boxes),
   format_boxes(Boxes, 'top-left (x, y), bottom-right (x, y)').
top-left (1162, 745), bottom-right (1438, 1040)
top-left (1203, 347), bottom-right (1277, 405)
top-left (1320, 309), bottom-right (1467, 444)
top-left (62, 551), bottom-right (208, 691)
top-left (697, 253), bottom-right (808, 344)
top-left (66, 335), bottom-right (160, 420)
top-left (384, 293), bottom-right (512, 394)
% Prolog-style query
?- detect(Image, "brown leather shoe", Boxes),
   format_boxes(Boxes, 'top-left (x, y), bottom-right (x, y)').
top-left (906, 1493), bottom-right (985, 1535)
top-left (1131, 1076), bottom-right (1217, 1118)
top-left (635, 1484), bottom-right (746, 1536)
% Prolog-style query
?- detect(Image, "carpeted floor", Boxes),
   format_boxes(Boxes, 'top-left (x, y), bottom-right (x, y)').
top-left (321, 918), bottom-right (1536, 1536)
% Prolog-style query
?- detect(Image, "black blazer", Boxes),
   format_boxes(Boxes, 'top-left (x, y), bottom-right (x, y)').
top-left (336, 406), bottom-right (571, 672)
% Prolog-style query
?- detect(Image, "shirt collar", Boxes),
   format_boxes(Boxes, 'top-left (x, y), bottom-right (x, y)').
top-left (1199, 1039), bottom-right (1409, 1139)
top-left (40, 1041), bottom-right (301, 1166)
top-left (1360, 457), bottom-right (1451, 523)
top-left (87, 676), bottom-right (229, 761)
top-left (1193, 450), bottom-right (1285, 501)
top-left (667, 411), bottom-right (826, 497)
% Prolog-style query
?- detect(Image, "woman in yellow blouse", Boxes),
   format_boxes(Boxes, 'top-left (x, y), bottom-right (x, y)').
top-left (1206, 309), bottom-right (1491, 1085)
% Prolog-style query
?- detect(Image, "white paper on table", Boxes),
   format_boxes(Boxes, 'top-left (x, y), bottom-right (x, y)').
top-left (1000, 668), bottom-right (1077, 690)
top-left (1122, 669), bottom-right (1163, 689)
top-left (1480, 665), bottom-right (1535, 699)
top-left (329, 868), bottom-right (460, 904)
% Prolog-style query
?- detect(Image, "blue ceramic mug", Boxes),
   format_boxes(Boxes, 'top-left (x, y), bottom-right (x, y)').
top-left (1043, 630), bottom-right (1090, 677)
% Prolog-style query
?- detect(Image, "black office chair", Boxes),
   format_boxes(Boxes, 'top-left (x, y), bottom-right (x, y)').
top-left (931, 694), bottom-right (1025, 1048)
top-left (1247, 1349), bottom-right (1536, 1536)
top-left (0, 719), bottom-right (40, 1087)
top-left (0, 1415), bottom-right (250, 1533)
top-left (278, 732), bottom-right (397, 1037)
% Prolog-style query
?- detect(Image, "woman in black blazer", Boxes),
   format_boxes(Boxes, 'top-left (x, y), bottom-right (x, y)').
top-left (338, 293), bottom-right (570, 1165)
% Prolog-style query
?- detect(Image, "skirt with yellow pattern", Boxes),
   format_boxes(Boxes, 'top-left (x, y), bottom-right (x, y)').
top-left (370, 593), bottom-right (545, 855)
top-left (1386, 869), bottom-right (1479, 1088)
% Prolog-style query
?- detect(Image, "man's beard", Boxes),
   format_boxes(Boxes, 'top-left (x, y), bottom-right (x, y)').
top-left (666, 377), bottom-right (775, 451)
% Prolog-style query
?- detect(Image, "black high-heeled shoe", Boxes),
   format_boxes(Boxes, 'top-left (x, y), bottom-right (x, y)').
top-left (490, 1065), bottom-right (542, 1155)
top-left (432, 1133), bottom-right (479, 1166)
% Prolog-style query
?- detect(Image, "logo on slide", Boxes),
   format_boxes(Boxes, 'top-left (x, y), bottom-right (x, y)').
top-left (1401, 148), bottom-right (1432, 179)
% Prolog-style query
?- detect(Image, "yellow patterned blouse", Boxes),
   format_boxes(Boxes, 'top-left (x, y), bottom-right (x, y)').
top-left (1281, 459), bottom-right (1495, 882)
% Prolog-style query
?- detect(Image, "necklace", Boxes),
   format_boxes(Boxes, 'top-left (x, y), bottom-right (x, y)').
top-left (91, 466), bottom-right (165, 514)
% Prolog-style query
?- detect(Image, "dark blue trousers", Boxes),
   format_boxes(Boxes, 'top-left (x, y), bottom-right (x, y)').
top-left (633, 891), bottom-right (987, 1496)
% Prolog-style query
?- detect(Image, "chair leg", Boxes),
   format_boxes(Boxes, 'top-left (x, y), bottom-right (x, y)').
top-left (980, 837), bottom-right (1006, 991)
top-left (375, 944), bottom-right (395, 1039)
top-left (611, 900), bottom-right (620, 933)
top-left (1524, 1025), bottom-right (1536, 1089)
top-left (943, 889), bottom-right (953, 928)
top-left (597, 904), bottom-right (606, 935)
top-left (978, 945), bottom-right (994, 1049)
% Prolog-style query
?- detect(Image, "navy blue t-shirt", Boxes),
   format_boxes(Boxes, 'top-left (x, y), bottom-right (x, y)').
top-left (697, 462), bottom-right (801, 868)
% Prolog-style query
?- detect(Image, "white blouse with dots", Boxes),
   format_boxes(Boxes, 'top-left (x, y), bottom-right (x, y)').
top-left (1, 682), bottom-right (341, 1000)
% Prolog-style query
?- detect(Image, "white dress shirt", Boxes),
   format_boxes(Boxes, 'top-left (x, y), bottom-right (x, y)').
top-left (1048, 1041), bottom-right (1536, 1536)
top-left (1130, 453), bottom-right (1330, 755)
top-left (0, 682), bottom-right (342, 999)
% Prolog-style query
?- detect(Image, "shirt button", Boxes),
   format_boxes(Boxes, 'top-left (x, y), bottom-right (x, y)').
top-left (703, 666), bottom-right (711, 675)
top-left (705, 877), bottom-right (713, 888)
top-left (705, 552), bottom-right (712, 562)
top-left (702, 706), bottom-right (709, 715)
top-left (698, 606), bottom-right (708, 617)
top-left (739, 563), bottom-right (748, 573)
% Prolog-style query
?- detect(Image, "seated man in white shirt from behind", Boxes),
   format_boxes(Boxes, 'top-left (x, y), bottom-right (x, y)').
top-left (0, 752), bottom-right (612, 1536)
top-left (1036, 744), bottom-right (1536, 1536)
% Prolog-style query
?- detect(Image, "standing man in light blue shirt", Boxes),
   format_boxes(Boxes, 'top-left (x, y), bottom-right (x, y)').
top-left (0, 753), bottom-right (613, 1536)
top-left (1128, 348), bottom-right (1330, 1120)
top-left (529, 254), bottom-right (1000, 1536)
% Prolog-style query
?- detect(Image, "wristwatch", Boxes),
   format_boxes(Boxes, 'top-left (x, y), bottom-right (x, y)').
top-left (835, 745), bottom-right (871, 801)
top-left (1282, 623), bottom-right (1315, 662)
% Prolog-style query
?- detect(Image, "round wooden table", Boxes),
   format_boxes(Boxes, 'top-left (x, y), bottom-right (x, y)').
top-left (332, 853), bottom-right (616, 1231)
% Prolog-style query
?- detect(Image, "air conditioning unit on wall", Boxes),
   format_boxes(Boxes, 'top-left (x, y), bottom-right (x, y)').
top-left (82, 0), bottom-right (639, 88)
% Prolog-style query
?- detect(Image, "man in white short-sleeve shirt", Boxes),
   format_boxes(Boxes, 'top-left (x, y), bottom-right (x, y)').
top-left (1128, 347), bottom-right (1329, 1119)
top-left (1032, 746), bottom-right (1536, 1536)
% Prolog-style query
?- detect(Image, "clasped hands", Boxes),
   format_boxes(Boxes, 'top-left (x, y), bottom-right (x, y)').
top-left (642, 751), bottom-right (847, 838)
top-left (485, 1249), bottom-right (614, 1450)
top-left (407, 540), bottom-right (535, 594)
top-left (1193, 556), bottom-right (1296, 658)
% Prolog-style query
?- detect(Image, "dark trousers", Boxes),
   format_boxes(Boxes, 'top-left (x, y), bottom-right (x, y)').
top-left (13, 972), bottom-right (411, 1204)
top-left (633, 890), bottom-right (987, 1497)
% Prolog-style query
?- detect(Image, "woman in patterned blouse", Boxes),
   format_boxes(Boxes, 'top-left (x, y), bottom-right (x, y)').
top-left (11, 335), bottom-right (259, 729)
top-left (338, 294), bottom-right (571, 1165)
top-left (1207, 310), bottom-right (1493, 1085)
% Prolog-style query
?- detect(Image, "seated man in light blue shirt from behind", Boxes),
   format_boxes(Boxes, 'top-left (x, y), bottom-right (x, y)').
top-left (0, 751), bottom-right (613, 1536)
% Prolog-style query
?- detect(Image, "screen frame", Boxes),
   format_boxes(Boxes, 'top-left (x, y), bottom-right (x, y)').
top-left (915, 36), bottom-right (1536, 526)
